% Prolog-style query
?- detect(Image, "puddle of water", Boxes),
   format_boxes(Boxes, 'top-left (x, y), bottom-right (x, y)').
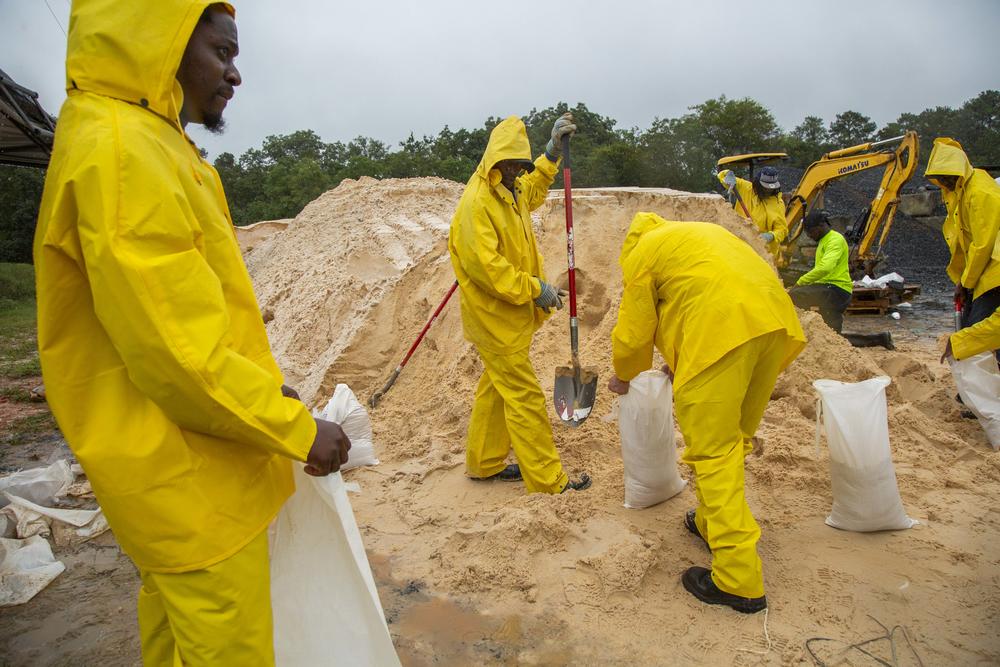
top-left (843, 289), bottom-right (953, 344)
top-left (369, 551), bottom-right (569, 666)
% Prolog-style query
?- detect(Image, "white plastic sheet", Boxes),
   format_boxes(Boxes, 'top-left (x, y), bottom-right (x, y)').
top-left (618, 371), bottom-right (686, 509)
top-left (1, 493), bottom-right (109, 546)
top-left (0, 459), bottom-right (74, 508)
top-left (951, 352), bottom-right (1000, 449)
top-left (270, 465), bottom-right (399, 666)
top-left (0, 535), bottom-right (65, 606)
top-left (813, 376), bottom-right (917, 532)
top-left (854, 272), bottom-right (906, 289)
top-left (316, 384), bottom-right (379, 471)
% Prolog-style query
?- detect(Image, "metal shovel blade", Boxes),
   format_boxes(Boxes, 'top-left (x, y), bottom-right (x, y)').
top-left (553, 364), bottom-right (598, 427)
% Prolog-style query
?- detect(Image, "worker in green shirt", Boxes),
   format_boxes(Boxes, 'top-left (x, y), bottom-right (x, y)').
top-left (788, 210), bottom-right (853, 333)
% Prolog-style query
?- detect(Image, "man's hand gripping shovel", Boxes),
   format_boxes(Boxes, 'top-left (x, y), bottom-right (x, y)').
top-left (553, 135), bottom-right (598, 427)
top-left (718, 169), bottom-right (752, 219)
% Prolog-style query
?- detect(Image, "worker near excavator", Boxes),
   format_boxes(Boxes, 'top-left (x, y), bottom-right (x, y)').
top-left (717, 166), bottom-right (788, 260)
top-left (787, 210), bottom-right (854, 333)
top-left (607, 212), bottom-right (805, 613)
top-left (448, 113), bottom-right (591, 494)
top-left (33, 3), bottom-right (352, 664)
top-left (925, 137), bottom-right (1000, 358)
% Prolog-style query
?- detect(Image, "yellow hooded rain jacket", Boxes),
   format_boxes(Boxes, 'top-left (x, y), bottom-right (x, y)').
top-left (925, 137), bottom-right (1000, 300)
top-left (611, 213), bottom-right (805, 391)
top-left (717, 170), bottom-right (788, 258)
top-left (448, 116), bottom-right (558, 354)
top-left (34, 0), bottom-right (316, 573)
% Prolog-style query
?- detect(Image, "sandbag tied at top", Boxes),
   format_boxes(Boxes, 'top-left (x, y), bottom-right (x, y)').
top-left (950, 353), bottom-right (1000, 449)
top-left (618, 370), bottom-right (686, 509)
top-left (813, 376), bottom-right (917, 532)
top-left (316, 384), bottom-right (380, 471)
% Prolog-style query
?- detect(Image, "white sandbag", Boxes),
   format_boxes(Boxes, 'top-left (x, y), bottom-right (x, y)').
top-left (0, 460), bottom-right (74, 508)
top-left (318, 384), bottom-right (379, 471)
top-left (270, 464), bottom-right (399, 666)
top-left (813, 376), bottom-right (917, 532)
top-left (0, 535), bottom-right (65, 606)
top-left (619, 370), bottom-right (686, 509)
top-left (950, 353), bottom-right (1000, 449)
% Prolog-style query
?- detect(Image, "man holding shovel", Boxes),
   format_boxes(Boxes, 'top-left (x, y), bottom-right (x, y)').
top-left (717, 166), bottom-right (787, 262)
top-left (449, 113), bottom-right (590, 494)
top-left (607, 213), bottom-right (805, 612)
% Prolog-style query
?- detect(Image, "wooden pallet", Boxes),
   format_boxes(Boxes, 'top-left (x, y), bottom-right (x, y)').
top-left (847, 303), bottom-right (890, 315)
top-left (847, 283), bottom-right (921, 315)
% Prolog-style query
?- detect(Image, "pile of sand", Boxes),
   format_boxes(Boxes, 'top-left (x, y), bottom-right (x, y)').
top-left (248, 177), bottom-right (999, 665)
top-left (233, 218), bottom-right (292, 254)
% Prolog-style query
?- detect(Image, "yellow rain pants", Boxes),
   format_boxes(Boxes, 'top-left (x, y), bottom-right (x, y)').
top-left (138, 529), bottom-right (274, 667)
top-left (466, 346), bottom-right (568, 494)
top-left (674, 331), bottom-right (789, 599)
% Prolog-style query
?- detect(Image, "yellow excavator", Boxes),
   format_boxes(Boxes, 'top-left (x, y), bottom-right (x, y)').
top-left (717, 131), bottom-right (920, 277)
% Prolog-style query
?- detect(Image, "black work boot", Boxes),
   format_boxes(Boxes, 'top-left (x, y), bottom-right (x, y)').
top-left (560, 473), bottom-right (592, 493)
top-left (681, 566), bottom-right (766, 614)
top-left (472, 464), bottom-right (522, 482)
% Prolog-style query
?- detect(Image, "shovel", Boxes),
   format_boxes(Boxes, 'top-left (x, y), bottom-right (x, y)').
top-left (369, 281), bottom-right (458, 408)
top-left (553, 134), bottom-right (598, 427)
top-left (720, 169), bottom-right (752, 219)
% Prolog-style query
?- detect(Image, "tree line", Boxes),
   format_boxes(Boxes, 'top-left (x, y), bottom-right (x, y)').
top-left (1, 91), bottom-right (997, 261)
top-left (213, 90), bottom-right (999, 226)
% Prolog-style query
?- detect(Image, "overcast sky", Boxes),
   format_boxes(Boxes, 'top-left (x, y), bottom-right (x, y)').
top-left (3, 0), bottom-right (999, 160)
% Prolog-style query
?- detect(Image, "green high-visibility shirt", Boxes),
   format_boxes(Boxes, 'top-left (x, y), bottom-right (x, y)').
top-left (796, 230), bottom-right (853, 293)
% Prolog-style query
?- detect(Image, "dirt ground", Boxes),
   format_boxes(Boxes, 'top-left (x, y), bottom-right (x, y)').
top-left (2, 180), bottom-right (998, 666)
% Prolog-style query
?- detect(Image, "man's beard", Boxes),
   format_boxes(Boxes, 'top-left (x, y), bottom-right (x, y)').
top-left (203, 112), bottom-right (226, 135)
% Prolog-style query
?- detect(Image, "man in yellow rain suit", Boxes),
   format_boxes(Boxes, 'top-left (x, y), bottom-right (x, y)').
top-left (34, 3), bottom-right (350, 664)
top-left (717, 166), bottom-right (788, 260)
top-left (926, 137), bottom-right (1000, 359)
top-left (449, 114), bottom-right (590, 494)
top-left (608, 213), bottom-right (805, 613)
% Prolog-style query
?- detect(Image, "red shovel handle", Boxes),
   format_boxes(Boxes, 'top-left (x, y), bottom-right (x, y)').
top-left (562, 134), bottom-right (577, 319)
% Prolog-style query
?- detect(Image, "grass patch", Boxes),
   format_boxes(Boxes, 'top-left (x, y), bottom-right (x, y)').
top-left (0, 263), bottom-right (35, 303)
top-left (0, 301), bottom-right (39, 379)
top-left (0, 266), bottom-right (39, 380)
top-left (0, 386), bottom-right (33, 402)
top-left (6, 412), bottom-right (57, 440)
top-left (0, 299), bottom-right (36, 337)
top-left (4, 356), bottom-right (41, 378)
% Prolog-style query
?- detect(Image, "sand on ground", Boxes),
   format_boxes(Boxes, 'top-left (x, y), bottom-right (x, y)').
top-left (245, 177), bottom-right (1000, 665)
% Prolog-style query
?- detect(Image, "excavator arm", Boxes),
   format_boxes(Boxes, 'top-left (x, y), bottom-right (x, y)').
top-left (783, 131), bottom-right (919, 273)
